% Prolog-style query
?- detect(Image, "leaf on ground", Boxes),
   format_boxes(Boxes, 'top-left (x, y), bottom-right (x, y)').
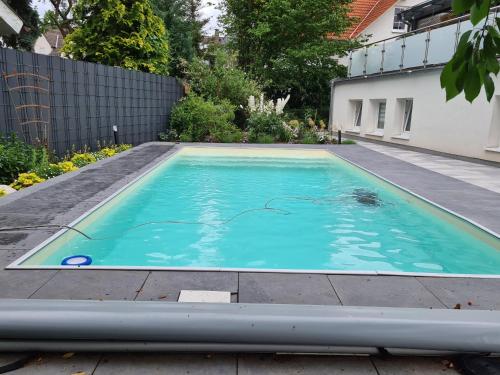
top-left (71, 372), bottom-right (87, 375)
top-left (62, 352), bottom-right (75, 359)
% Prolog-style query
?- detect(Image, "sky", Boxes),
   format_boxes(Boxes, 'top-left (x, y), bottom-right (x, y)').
top-left (33, 0), bottom-right (222, 34)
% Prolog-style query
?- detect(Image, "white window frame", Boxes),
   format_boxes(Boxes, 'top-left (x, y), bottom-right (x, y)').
top-left (376, 101), bottom-right (386, 130)
top-left (392, 7), bottom-right (407, 33)
top-left (353, 101), bottom-right (363, 129)
top-left (402, 99), bottom-right (413, 134)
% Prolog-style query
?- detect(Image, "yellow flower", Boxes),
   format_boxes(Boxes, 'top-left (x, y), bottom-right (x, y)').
top-left (10, 172), bottom-right (46, 190)
top-left (99, 147), bottom-right (117, 158)
top-left (57, 161), bottom-right (79, 173)
top-left (71, 153), bottom-right (97, 167)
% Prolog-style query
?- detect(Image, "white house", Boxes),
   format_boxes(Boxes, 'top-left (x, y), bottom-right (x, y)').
top-left (330, 0), bottom-right (500, 163)
top-left (0, 0), bottom-right (22, 36)
top-left (34, 29), bottom-right (65, 56)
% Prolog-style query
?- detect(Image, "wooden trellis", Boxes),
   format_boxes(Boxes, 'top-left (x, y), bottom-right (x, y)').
top-left (3, 71), bottom-right (51, 148)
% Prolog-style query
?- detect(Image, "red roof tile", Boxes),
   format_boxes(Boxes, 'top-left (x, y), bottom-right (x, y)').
top-left (342, 0), bottom-right (398, 38)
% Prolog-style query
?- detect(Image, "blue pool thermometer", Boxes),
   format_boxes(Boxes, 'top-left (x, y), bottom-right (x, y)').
top-left (61, 255), bottom-right (92, 266)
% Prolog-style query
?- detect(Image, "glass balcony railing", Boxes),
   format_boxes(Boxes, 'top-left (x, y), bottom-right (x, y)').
top-left (347, 8), bottom-right (499, 78)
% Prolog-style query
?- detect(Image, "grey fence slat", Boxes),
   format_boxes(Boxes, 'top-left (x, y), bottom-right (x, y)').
top-left (0, 48), bottom-right (182, 155)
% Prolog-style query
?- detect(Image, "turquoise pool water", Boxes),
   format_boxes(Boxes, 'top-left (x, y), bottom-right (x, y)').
top-left (17, 147), bottom-right (500, 274)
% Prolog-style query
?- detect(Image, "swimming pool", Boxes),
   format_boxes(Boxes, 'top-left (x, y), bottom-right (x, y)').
top-left (9, 146), bottom-right (500, 276)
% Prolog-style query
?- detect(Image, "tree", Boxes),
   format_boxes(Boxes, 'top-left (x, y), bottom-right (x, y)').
top-left (440, 0), bottom-right (499, 102)
top-left (1, 0), bottom-right (41, 51)
top-left (221, 0), bottom-right (354, 109)
top-left (187, 0), bottom-right (209, 54)
top-left (44, 0), bottom-right (76, 37)
top-left (151, 0), bottom-right (195, 76)
top-left (186, 45), bottom-right (261, 107)
top-left (62, 0), bottom-right (170, 75)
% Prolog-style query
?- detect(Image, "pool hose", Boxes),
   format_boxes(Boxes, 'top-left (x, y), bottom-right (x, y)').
top-left (0, 193), bottom-right (384, 241)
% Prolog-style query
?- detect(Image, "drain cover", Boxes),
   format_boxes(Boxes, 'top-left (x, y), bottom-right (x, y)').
top-left (178, 290), bottom-right (231, 303)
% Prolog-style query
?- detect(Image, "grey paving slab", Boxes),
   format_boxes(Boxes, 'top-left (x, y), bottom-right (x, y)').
top-left (328, 275), bottom-right (446, 308)
top-left (0, 229), bottom-right (59, 250)
top-left (239, 273), bottom-right (340, 305)
top-left (417, 277), bottom-right (500, 310)
top-left (238, 354), bottom-right (377, 375)
top-left (136, 271), bottom-right (238, 302)
top-left (372, 356), bottom-right (458, 374)
top-left (357, 140), bottom-right (500, 193)
top-left (30, 270), bottom-right (148, 300)
top-left (332, 145), bottom-right (500, 234)
top-left (94, 353), bottom-right (237, 374)
top-left (0, 250), bottom-right (57, 298)
top-left (0, 352), bottom-right (100, 375)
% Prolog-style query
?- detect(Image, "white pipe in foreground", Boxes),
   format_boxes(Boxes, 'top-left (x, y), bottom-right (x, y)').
top-left (0, 299), bottom-right (499, 354)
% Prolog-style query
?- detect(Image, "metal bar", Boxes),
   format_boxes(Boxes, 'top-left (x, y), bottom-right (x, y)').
top-left (8, 85), bottom-right (49, 93)
top-left (15, 104), bottom-right (50, 110)
top-left (18, 120), bottom-right (50, 125)
top-left (3, 72), bottom-right (50, 81)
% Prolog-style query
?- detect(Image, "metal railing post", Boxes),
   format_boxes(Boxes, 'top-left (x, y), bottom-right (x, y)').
top-left (423, 29), bottom-right (431, 67)
top-left (363, 47), bottom-right (368, 75)
top-left (400, 36), bottom-right (406, 70)
top-left (348, 51), bottom-right (353, 78)
top-left (380, 41), bottom-right (386, 74)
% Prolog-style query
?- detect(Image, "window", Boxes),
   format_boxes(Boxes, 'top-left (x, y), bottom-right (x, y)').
top-left (353, 101), bottom-right (363, 128)
top-left (402, 99), bottom-right (413, 133)
top-left (393, 7), bottom-right (407, 32)
top-left (377, 102), bottom-right (386, 129)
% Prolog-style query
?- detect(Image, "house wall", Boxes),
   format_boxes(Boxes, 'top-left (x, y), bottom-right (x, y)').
top-left (0, 0), bottom-right (23, 35)
top-left (360, 0), bottom-right (424, 43)
top-left (329, 68), bottom-right (500, 163)
top-left (33, 35), bottom-right (52, 55)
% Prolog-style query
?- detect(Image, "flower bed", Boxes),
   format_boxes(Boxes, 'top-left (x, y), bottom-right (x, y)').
top-left (0, 137), bottom-right (132, 196)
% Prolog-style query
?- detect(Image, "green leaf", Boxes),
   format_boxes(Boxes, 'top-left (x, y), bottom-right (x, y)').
top-left (440, 61), bottom-right (455, 88)
top-left (464, 66), bottom-right (481, 102)
top-left (470, 0), bottom-right (490, 25)
top-left (484, 73), bottom-right (495, 101)
top-left (452, 0), bottom-right (475, 13)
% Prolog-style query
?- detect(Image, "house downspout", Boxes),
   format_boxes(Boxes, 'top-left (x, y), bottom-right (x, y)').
top-left (328, 78), bottom-right (339, 133)
top-left (1, 299), bottom-right (500, 354)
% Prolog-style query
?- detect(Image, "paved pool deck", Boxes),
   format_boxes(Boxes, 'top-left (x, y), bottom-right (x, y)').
top-left (0, 141), bottom-right (499, 374)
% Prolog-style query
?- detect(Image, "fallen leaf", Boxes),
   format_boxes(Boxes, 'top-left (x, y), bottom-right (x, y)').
top-left (62, 352), bottom-right (75, 359)
top-left (453, 303), bottom-right (461, 309)
top-left (71, 372), bottom-right (87, 375)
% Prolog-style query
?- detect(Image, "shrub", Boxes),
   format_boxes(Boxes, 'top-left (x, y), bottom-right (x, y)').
top-left (170, 95), bottom-right (237, 142)
top-left (0, 189), bottom-right (5, 197)
top-left (210, 123), bottom-right (244, 143)
top-left (0, 135), bottom-right (48, 185)
top-left (187, 47), bottom-right (261, 108)
top-left (33, 163), bottom-right (65, 179)
top-left (300, 130), bottom-right (319, 144)
top-left (99, 148), bottom-right (117, 158)
top-left (71, 153), bottom-right (97, 168)
top-left (342, 139), bottom-right (357, 145)
top-left (255, 134), bottom-right (275, 144)
top-left (158, 130), bottom-right (178, 142)
top-left (10, 172), bottom-right (46, 190)
top-left (112, 144), bottom-right (132, 153)
top-left (57, 161), bottom-right (79, 173)
top-left (246, 112), bottom-right (292, 143)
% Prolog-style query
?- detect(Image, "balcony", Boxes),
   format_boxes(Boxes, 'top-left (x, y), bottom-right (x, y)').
top-left (347, 7), bottom-right (499, 78)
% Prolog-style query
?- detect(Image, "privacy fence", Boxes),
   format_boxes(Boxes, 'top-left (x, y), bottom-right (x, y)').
top-left (0, 47), bottom-right (183, 155)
